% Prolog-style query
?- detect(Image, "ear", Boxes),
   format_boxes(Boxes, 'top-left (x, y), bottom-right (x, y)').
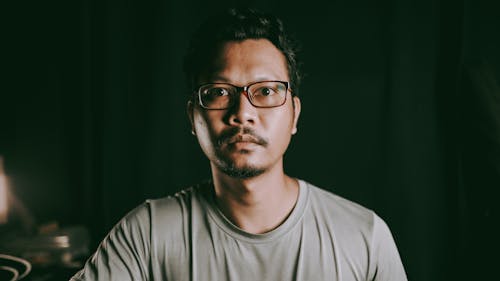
top-left (291, 96), bottom-right (301, 135)
top-left (187, 100), bottom-right (196, 135)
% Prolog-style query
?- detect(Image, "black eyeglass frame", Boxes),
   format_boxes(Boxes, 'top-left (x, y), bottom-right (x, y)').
top-left (194, 80), bottom-right (291, 110)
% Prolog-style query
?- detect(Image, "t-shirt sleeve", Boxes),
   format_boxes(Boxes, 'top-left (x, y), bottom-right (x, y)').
top-left (70, 202), bottom-right (151, 281)
top-left (370, 213), bottom-right (408, 281)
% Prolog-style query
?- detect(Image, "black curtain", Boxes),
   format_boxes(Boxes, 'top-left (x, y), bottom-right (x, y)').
top-left (2, 0), bottom-right (499, 280)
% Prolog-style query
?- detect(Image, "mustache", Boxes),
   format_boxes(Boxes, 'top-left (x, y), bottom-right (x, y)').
top-left (216, 127), bottom-right (268, 148)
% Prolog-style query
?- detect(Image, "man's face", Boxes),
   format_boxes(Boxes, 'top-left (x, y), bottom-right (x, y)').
top-left (188, 39), bottom-right (301, 178)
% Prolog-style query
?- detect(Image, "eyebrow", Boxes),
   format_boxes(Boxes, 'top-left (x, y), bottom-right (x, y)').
top-left (204, 75), bottom-right (278, 84)
top-left (208, 75), bottom-right (231, 83)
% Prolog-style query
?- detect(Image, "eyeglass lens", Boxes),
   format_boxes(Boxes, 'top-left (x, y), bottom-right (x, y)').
top-left (198, 81), bottom-right (288, 109)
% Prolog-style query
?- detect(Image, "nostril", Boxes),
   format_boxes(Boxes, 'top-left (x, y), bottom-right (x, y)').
top-left (226, 95), bottom-right (256, 125)
top-left (228, 112), bottom-right (255, 126)
top-left (229, 116), bottom-right (241, 125)
top-left (228, 114), bottom-right (255, 125)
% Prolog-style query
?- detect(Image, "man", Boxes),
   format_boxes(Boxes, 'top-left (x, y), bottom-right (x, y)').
top-left (71, 8), bottom-right (407, 281)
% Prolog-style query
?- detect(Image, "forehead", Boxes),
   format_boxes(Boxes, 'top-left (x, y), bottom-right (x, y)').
top-left (198, 39), bottom-right (289, 84)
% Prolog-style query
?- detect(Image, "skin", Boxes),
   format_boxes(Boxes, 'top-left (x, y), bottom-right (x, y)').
top-left (187, 39), bottom-right (301, 234)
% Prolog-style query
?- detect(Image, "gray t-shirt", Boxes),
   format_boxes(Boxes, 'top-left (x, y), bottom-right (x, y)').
top-left (71, 179), bottom-right (407, 281)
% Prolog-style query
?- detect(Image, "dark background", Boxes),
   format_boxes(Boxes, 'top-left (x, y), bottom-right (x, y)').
top-left (2, 0), bottom-right (499, 280)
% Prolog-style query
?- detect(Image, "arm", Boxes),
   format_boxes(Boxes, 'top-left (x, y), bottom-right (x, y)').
top-left (370, 214), bottom-right (408, 281)
top-left (70, 203), bottom-right (151, 281)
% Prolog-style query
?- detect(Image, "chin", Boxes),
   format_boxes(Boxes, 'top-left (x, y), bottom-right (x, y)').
top-left (220, 165), bottom-right (266, 179)
top-left (214, 156), bottom-right (266, 179)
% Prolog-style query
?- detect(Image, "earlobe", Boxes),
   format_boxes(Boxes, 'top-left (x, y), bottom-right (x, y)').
top-left (292, 96), bottom-right (301, 135)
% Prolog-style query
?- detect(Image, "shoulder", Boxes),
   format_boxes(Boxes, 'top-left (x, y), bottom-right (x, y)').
top-left (97, 187), bottom-right (195, 245)
top-left (300, 180), bottom-right (407, 279)
top-left (300, 180), bottom-right (381, 236)
top-left (109, 184), bottom-right (203, 241)
top-left (301, 180), bottom-right (401, 253)
top-left (145, 185), bottom-right (203, 226)
top-left (304, 180), bottom-right (375, 219)
top-left (147, 186), bottom-right (196, 214)
top-left (143, 183), bottom-right (212, 242)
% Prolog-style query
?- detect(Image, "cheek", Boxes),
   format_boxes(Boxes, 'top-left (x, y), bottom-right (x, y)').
top-left (265, 109), bottom-right (295, 147)
top-left (193, 112), bottom-right (213, 148)
top-left (193, 110), bottom-right (223, 151)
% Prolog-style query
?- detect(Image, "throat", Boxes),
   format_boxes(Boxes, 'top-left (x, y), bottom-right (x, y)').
top-left (213, 177), bottom-right (299, 234)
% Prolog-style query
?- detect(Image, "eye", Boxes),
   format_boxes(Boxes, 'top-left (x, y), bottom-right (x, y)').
top-left (205, 87), bottom-right (230, 97)
top-left (256, 87), bottom-right (276, 96)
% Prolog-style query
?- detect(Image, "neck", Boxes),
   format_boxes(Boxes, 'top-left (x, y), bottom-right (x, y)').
top-left (211, 162), bottom-right (299, 234)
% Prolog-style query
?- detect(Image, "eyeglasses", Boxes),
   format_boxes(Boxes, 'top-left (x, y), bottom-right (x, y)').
top-left (195, 80), bottom-right (290, 110)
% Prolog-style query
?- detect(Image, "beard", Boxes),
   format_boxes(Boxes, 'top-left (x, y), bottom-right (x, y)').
top-left (213, 126), bottom-right (268, 179)
top-left (214, 158), bottom-right (266, 179)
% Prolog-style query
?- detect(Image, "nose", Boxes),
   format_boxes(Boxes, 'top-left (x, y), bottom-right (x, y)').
top-left (227, 91), bottom-right (257, 126)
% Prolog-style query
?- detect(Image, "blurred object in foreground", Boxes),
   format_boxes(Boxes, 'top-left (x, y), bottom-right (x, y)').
top-left (0, 223), bottom-right (90, 269)
top-left (0, 156), bottom-right (35, 233)
top-left (0, 156), bottom-right (90, 280)
top-left (0, 253), bottom-right (31, 281)
top-left (0, 156), bottom-right (9, 224)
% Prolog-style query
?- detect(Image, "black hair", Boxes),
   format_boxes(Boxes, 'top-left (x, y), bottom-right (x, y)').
top-left (183, 8), bottom-right (302, 96)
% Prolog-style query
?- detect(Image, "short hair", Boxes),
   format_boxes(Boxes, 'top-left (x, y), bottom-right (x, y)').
top-left (183, 8), bottom-right (302, 96)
